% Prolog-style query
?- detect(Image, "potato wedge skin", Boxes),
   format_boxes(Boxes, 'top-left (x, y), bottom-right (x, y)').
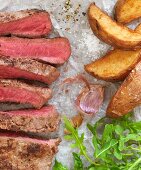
top-left (115, 0), bottom-right (141, 24)
top-left (88, 3), bottom-right (141, 50)
top-left (85, 49), bottom-right (141, 82)
top-left (106, 61), bottom-right (141, 118)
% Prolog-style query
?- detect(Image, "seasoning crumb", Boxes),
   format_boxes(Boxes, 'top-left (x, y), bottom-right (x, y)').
top-left (82, 12), bottom-right (86, 16)
top-left (65, 89), bottom-right (69, 93)
top-left (66, 15), bottom-right (71, 21)
top-left (64, 0), bottom-right (72, 12)
top-left (65, 28), bottom-right (70, 31)
top-left (58, 1), bottom-right (82, 26)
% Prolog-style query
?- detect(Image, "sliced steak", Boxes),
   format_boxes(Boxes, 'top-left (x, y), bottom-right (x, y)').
top-left (0, 105), bottom-right (60, 133)
top-left (0, 79), bottom-right (52, 109)
top-left (0, 9), bottom-right (52, 38)
top-left (0, 56), bottom-right (60, 84)
top-left (0, 37), bottom-right (71, 64)
top-left (0, 132), bottom-right (60, 170)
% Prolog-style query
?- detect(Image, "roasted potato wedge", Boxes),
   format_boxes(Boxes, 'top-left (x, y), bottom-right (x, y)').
top-left (107, 61), bottom-right (141, 118)
top-left (135, 23), bottom-right (141, 34)
top-left (115, 0), bottom-right (141, 24)
top-left (88, 3), bottom-right (141, 50)
top-left (85, 49), bottom-right (141, 82)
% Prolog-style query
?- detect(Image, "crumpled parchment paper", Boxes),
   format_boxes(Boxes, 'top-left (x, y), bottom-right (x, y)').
top-left (1, 0), bottom-right (141, 168)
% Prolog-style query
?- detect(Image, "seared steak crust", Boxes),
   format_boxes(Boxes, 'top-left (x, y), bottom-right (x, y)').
top-left (0, 134), bottom-right (60, 170)
top-left (0, 56), bottom-right (60, 84)
top-left (0, 106), bottom-right (60, 133)
top-left (0, 9), bottom-right (39, 23)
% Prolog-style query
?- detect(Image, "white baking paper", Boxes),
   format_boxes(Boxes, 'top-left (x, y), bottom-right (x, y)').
top-left (1, 0), bottom-right (141, 169)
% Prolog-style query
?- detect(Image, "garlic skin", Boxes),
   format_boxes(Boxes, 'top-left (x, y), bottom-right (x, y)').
top-left (76, 85), bottom-right (104, 115)
top-left (64, 114), bottom-right (83, 134)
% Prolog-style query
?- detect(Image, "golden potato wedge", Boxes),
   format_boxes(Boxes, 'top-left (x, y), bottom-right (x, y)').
top-left (135, 23), bottom-right (141, 34)
top-left (115, 0), bottom-right (141, 24)
top-left (85, 49), bottom-right (141, 82)
top-left (88, 3), bottom-right (141, 50)
top-left (107, 61), bottom-right (141, 118)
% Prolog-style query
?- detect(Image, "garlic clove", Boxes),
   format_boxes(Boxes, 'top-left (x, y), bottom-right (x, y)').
top-left (76, 85), bottom-right (104, 115)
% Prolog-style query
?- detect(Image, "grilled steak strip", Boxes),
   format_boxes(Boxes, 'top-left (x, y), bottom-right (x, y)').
top-left (0, 56), bottom-right (60, 84)
top-left (0, 133), bottom-right (60, 170)
top-left (0, 9), bottom-right (52, 38)
top-left (0, 79), bottom-right (52, 109)
top-left (0, 37), bottom-right (71, 64)
top-left (0, 106), bottom-right (60, 133)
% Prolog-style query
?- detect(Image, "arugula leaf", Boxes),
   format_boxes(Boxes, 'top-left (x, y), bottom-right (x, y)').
top-left (118, 137), bottom-right (125, 151)
top-left (124, 134), bottom-right (141, 142)
top-left (87, 123), bottom-right (100, 144)
top-left (63, 116), bottom-right (86, 154)
top-left (113, 145), bottom-right (122, 160)
top-left (129, 121), bottom-right (141, 131)
top-left (64, 135), bottom-right (74, 140)
top-left (63, 116), bottom-right (96, 165)
top-left (53, 160), bottom-right (68, 170)
top-left (60, 114), bottom-right (141, 170)
top-left (88, 167), bottom-right (108, 170)
top-left (92, 135), bottom-right (99, 157)
top-left (115, 125), bottom-right (124, 136)
top-left (102, 124), bottom-right (114, 143)
top-left (96, 139), bottom-right (118, 158)
top-left (128, 157), bottom-right (141, 170)
top-left (73, 152), bottom-right (83, 170)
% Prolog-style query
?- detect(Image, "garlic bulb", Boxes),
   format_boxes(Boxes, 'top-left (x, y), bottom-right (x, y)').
top-left (76, 84), bottom-right (104, 115)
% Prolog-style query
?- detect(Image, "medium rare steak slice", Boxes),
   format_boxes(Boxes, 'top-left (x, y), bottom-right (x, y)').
top-left (0, 37), bottom-right (71, 64)
top-left (0, 133), bottom-right (60, 170)
top-left (0, 79), bottom-right (52, 109)
top-left (0, 56), bottom-right (60, 84)
top-left (0, 9), bottom-right (52, 38)
top-left (0, 105), bottom-right (60, 133)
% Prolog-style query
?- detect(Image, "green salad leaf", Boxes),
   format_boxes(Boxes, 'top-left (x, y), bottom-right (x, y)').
top-left (53, 113), bottom-right (141, 170)
top-left (53, 160), bottom-right (68, 170)
top-left (73, 152), bottom-right (83, 170)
